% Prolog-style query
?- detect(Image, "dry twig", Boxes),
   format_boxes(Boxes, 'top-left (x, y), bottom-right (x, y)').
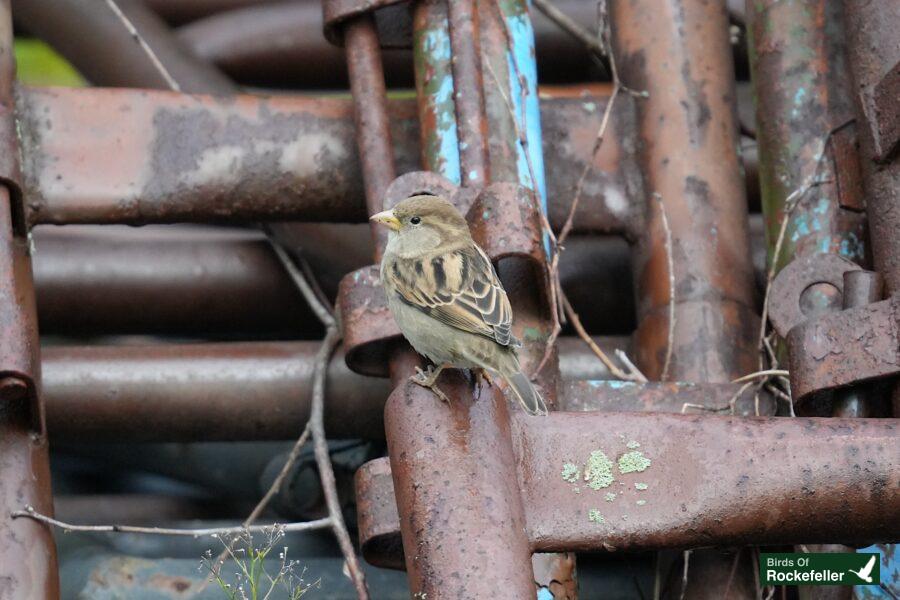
top-left (12, 505), bottom-right (331, 537)
top-left (103, 0), bottom-right (181, 91)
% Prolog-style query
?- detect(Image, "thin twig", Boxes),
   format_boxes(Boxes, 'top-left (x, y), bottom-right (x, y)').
top-left (267, 237), bottom-right (368, 598)
top-left (562, 292), bottom-right (647, 382)
top-left (103, 0), bottom-right (181, 92)
top-left (11, 505), bottom-right (331, 537)
top-left (732, 369), bottom-right (789, 384)
top-left (531, 0), bottom-right (607, 58)
top-left (655, 193), bottom-right (675, 381)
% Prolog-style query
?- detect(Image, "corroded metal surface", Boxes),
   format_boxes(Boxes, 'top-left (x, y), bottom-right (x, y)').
top-left (0, 2), bottom-right (57, 595)
top-left (385, 376), bottom-right (536, 598)
top-left (361, 398), bottom-right (900, 565)
top-left (613, 0), bottom-right (758, 383)
top-left (768, 253), bottom-right (862, 338)
top-left (41, 342), bottom-right (389, 442)
top-left (356, 458), bottom-right (405, 570)
top-left (787, 295), bottom-right (900, 403)
top-left (18, 87), bottom-right (634, 232)
top-left (344, 14), bottom-right (397, 257)
top-left (747, 0), bottom-right (866, 275)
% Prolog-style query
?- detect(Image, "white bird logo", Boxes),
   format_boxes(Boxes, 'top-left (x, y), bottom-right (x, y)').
top-left (848, 555), bottom-right (877, 583)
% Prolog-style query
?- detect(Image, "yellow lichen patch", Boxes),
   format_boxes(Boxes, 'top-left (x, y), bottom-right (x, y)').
top-left (561, 462), bottom-right (580, 483)
top-left (626, 440), bottom-right (641, 449)
top-left (618, 450), bottom-right (651, 474)
top-left (588, 509), bottom-right (605, 524)
top-left (604, 492), bottom-right (616, 502)
top-left (635, 482), bottom-right (648, 490)
top-left (584, 450), bottom-right (615, 490)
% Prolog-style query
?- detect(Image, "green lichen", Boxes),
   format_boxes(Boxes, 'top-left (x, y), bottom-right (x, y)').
top-left (618, 451), bottom-right (651, 474)
top-left (635, 483), bottom-right (648, 491)
top-left (561, 462), bottom-right (580, 483)
top-left (604, 492), bottom-right (616, 502)
top-left (636, 500), bottom-right (647, 506)
top-left (588, 509), bottom-right (605, 524)
top-left (584, 450), bottom-right (615, 490)
top-left (626, 440), bottom-right (641, 449)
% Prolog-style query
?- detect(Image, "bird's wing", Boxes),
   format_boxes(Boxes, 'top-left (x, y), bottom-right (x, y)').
top-left (387, 243), bottom-right (516, 347)
top-left (860, 555), bottom-right (876, 577)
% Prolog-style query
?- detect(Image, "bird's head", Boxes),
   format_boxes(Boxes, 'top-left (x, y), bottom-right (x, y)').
top-left (370, 194), bottom-right (470, 254)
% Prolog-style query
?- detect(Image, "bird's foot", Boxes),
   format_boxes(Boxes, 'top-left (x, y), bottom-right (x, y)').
top-left (410, 364), bottom-right (450, 403)
top-left (476, 369), bottom-right (495, 387)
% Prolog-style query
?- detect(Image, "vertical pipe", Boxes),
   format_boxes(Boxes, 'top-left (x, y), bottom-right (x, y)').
top-left (843, 0), bottom-right (900, 295)
top-left (746, 0), bottom-right (866, 307)
top-left (345, 15), bottom-right (397, 259)
top-left (413, 0), bottom-right (461, 183)
top-left (612, 0), bottom-right (757, 596)
top-left (0, 2), bottom-right (59, 597)
top-left (386, 376), bottom-right (536, 598)
top-left (398, 1), bottom-right (561, 596)
top-left (843, 0), bottom-right (900, 418)
top-left (613, 0), bottom-right (758, 383)
top-left (447, 0), bottom-right (489, 186)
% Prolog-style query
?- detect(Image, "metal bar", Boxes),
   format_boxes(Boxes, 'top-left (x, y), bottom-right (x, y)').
top-left (447, 0), bottom-right (489, 186)
top-left (0, 2), bottom-right (58, 593)
top-left (344, 15), bottom-right (396, 258)
top-left (41, 342), bottom-right (389, 442)
top-left (361, 412), bottom-right (900, 562)
top-left (386, 377), bottom-right (536, 597)
top-left (843, 0), bottom-right (900, 414)
top-left (41, 339), bottom-right (763, 443)
top-left (612, 0), bottom-right (758, 595)
top-left (746, 0), bottom-right (866, 304)
top-left (18, 86), bottom-right (636, 232)
top-left (614, 0), bottom-right (758, 383)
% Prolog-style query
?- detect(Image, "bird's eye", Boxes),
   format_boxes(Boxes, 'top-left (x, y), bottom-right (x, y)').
top-left (410, 216), bottom-right (421, 225)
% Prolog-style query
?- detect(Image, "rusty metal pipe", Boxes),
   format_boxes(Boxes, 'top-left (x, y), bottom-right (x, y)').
top-left (361, 409), bottom-right (900, 564)
top-left (613, 0), bottom-right (758, 383)
top-left (38, 338), bottom-right (777, 444)
top-left (843, 0), bottom-right (900, 414)
top-left (386, 378), bottom-right (536, 597)
top-left (11, 0), bottom-right (234, 93)
top-left (18, 86), bottom-right (653, 233)
top-left (0, 1), bottom-right (58, 594)
top-left (41, 342), bottom-right (389, 442)
top-left (344, 16), bottom-right (396, 258)
top-left (612, 0), bottom-right (759, 594)
top-left (447, 0), bottom-right (489, 186)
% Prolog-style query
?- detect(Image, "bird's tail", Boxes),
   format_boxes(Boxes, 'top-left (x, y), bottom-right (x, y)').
top-left (503, 371), bottom-right (548, 416)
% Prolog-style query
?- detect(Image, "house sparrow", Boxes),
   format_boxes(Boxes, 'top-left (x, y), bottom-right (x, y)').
top-left (370, 194), bottom-right (548, 416)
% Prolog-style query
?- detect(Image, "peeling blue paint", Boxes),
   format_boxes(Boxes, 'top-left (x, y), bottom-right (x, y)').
top-left (502, 2), bottom-right (550, 256)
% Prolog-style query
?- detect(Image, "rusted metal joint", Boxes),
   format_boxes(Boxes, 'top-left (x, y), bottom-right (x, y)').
top-left (770, 254), bottom-right (900, 405)
top-left (322, 0), bottom-right (412, 47)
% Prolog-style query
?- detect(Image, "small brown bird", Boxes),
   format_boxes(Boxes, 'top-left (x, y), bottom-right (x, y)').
top-left (370, 194), bottom-right (547, 416)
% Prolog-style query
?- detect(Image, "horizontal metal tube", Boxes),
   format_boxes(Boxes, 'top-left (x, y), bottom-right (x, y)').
top-left (19, 86), bottom-right (636, 233)
top-left (42, 337), bottom-right (629, 442)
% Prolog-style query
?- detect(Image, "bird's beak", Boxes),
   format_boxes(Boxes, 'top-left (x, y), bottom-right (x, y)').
top-left (370, 209), bottom-right (401, 231)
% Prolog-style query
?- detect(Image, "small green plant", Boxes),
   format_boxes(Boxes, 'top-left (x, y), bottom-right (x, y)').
top-left (201, 526), bottom-right (319, 600)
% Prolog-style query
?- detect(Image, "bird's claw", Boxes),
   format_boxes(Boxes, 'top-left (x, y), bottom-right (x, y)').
top-left (411, 365), bottom-right (449, 403)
